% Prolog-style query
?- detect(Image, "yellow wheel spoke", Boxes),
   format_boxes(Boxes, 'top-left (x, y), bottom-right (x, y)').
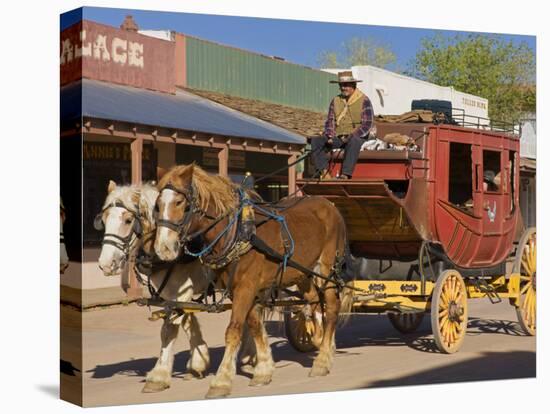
top-left (455, 290), bottom-right (463, 304)
top-left (452, 322), bottom-right (459, 342)
top-left (522, 290), bottom-right (532, 313)
top-left (521, 258), bottom-right (533, 276)
top-left (528, 250), bottom-right (535, 271)
top-left (520, 275), bottom-right (531, 281)
top-left (441, 318), bottom-right (449, 336)
top-left (520, 282), bottom-right (532, 295)
top-left (529, 293), bottom-right (536, 320)
top-left (441, 289), bottom-right (451, 306)
top-left (531, 240), bottom-right (536, 267)
top-left (446, 277), bottom-right (454, 302)
top-left (449, 322), bottom-right (455, 345)
top-left (450, 277), bottom-right (458, 300)
top-left (449, 322), bottom-right (456, 345)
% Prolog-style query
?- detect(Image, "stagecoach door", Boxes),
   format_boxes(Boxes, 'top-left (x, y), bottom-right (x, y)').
top-left (480, 149), bottom-right (506, 230)
top-left (476, 148), bottom-right (510, 263)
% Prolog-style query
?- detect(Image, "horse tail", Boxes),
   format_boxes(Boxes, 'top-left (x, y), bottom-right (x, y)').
top-left (337, 219), bottom-right (355, 327)
top-left (337, 281), bottom-right (354, 327)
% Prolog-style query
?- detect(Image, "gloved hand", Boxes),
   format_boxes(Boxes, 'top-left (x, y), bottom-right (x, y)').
top-left (340, 134), bottom-right (351, 144)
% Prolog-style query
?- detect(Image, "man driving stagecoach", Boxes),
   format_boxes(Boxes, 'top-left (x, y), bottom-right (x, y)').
top-left (311, 70), bottom-right (375, 180)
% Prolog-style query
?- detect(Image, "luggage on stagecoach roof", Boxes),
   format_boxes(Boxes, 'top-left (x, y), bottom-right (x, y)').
top-left (411, 99), bottom-right (455, 124)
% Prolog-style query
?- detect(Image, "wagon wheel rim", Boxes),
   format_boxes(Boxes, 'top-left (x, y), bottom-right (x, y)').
top-left (438, 274), bottom-right (467, 350)
top-left (516, 230), bottom-right (536, 335)
top-left (431, 270), bottom-right (468, 353)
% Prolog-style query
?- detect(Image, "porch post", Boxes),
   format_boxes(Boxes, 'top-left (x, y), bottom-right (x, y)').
top-left (218, 146), bottom-right (229, 177)
top-left (127, 137), bottom-right (143, 300)
top-left (288, 153), bottom-right (297, 196)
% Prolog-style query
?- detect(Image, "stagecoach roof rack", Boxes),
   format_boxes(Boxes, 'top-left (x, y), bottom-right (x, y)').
top-left (417, 102), bottom-right (521, 136)
top-left (374, 106), bottom-right (521, 137)
top-left (448, 107), bottom-right (521, 136)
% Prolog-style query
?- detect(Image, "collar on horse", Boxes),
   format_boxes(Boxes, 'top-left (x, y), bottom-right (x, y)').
top-left (157, 183), bottom-right (255, 269)
top-left (134, 245), bottom-right (197, 300)
top-left (184, 187), bottom-right (255, 269)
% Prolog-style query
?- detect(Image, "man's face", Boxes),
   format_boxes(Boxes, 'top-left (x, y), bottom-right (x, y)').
top-left (339, 82), bottom-right (356, 98)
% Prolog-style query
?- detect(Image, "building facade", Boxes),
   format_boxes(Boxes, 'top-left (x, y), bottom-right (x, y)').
top-left (60, 16), bottom-right (323, 306)
top-left (323, 65), bottom-right (489, 121)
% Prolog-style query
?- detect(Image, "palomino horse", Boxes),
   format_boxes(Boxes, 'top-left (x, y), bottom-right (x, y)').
top-left (154, 164), bottom-right (350, 398)
top-left (60, 198), bottom-right (69, 274)
top-left (95, 180), bottom-right (213, 392)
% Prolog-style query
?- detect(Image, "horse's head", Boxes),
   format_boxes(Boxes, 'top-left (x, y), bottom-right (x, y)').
top-left (154, 164), bottom-right (196, 261)
top-left (96, 180), bottom-right (144, 276)
top-left (155, 164), bottom-right (239, 261)
top-left (60, 199), bottom-right (69, 274)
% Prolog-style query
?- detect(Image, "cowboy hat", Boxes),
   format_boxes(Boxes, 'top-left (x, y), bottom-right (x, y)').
top-left (330, 70), bottom-right (362, 84)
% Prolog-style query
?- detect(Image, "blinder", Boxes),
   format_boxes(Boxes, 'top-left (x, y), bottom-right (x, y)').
top-left (93, 201), bottom-right (142, 237)
top-left (94, 213), bottom-right (104, 231)
top-left (156, 183), bottom-right (197, 238)
top-left (133, 217), bottom-right (142, 236)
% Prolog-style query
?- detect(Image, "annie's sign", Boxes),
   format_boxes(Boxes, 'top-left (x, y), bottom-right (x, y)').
top-left (61, 20), bottom-right (175, 93)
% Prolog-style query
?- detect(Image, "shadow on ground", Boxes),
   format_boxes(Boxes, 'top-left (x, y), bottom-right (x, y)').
top-left (86, 315), bottom-right (534, 381)
top-left (362, 350), bottom-right (535, 388)
top-left (330, 314), bottom-right (532, 354)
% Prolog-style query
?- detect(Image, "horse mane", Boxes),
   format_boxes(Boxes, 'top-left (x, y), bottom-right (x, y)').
top-left (102, 182), bottom-right (159, 226)
top-left (138, 183), bottom-right (160, 225)
top-left (159, 164), bottom-right (240, 216)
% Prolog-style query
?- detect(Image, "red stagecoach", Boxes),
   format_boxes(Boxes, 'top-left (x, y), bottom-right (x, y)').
top-left (289, 115), bottom-right (536, 354)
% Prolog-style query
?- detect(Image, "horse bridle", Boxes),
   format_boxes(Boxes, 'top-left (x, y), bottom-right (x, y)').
top-left (94, 201), bottom-right (143, 260)
top-left (155, 183), bottom-right (226, 244)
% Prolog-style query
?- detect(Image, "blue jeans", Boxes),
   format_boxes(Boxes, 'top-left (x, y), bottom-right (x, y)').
top-left (311, 135), bottom-right (364, 177)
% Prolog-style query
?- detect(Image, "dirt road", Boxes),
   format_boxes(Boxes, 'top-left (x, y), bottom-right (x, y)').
top-left (60, 298), bottom-right (535, 407)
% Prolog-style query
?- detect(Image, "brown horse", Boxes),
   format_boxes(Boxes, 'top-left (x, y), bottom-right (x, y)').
top-left (154, 164), bottom-right (350, 398)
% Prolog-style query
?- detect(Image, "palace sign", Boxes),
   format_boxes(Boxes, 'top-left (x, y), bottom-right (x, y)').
top-left (61, 20), bottom-right (175, 93)
top-left (61, 30), bottom-right (144, 68)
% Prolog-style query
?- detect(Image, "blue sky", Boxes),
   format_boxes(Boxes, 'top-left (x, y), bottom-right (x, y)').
top-left (61, 6), bottom-right (536, 71)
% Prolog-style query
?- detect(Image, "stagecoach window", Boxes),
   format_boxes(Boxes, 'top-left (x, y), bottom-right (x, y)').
top-left (449, 143), bottom-right (473, 209)
top-left (483, 150), bottom-right (502, 193)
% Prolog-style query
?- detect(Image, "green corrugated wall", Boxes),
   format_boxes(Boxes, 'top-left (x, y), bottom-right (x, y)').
top-left (185, 37), bottom-right (339, 113)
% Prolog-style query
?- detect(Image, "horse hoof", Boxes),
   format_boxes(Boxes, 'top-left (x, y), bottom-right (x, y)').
top-left (205, 386), bottom-right (231, 399)
top-left (309, 365), bottom-right (330, 377)
top-left (141, 381), bottom-right (169, 393)
top-left (249, 375), bottom-right (272, 387)
top-left (240, 364), bottom-right (255, 376)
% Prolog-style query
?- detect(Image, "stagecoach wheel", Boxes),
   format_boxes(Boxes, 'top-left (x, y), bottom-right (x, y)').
top-left (284, 308), bottom-right (319, 353)
top-left (430, 269), bottom-right (468, 354)
top-left (514, 228), bottom-right (536, 336)
top-left (388, 312), bottom-right (425, 334)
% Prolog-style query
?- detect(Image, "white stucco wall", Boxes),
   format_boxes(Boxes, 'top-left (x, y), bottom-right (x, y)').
top-left (323, 65), bottom-right (489, 121)
top-left (520, 118), bottom-right (536, 159)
